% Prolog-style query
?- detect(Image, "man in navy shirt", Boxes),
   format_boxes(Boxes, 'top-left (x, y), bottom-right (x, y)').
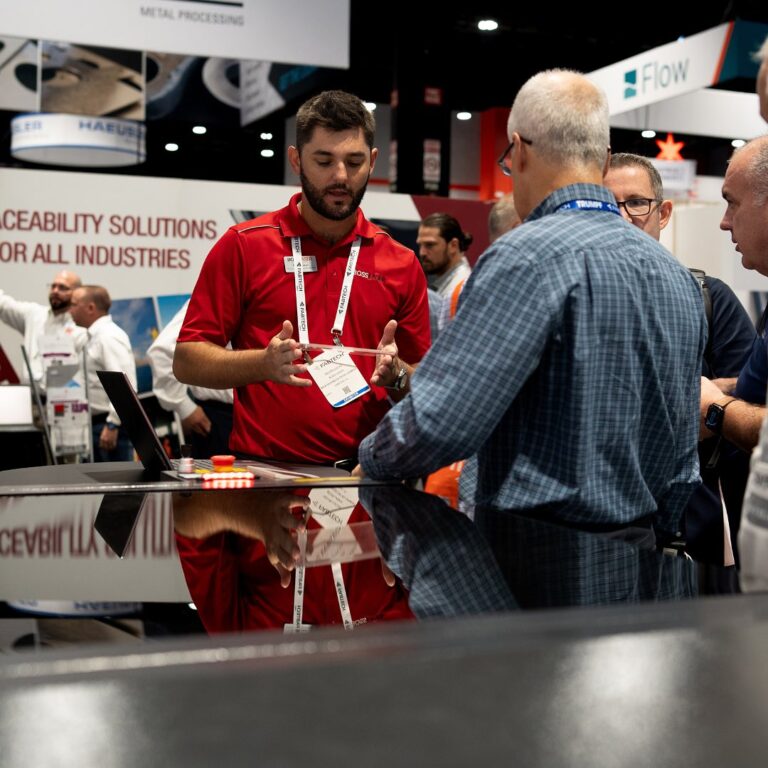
top-left (605, 153), bottom-right (756, 562)
top-left (701, 137), bottom-right (768, 453)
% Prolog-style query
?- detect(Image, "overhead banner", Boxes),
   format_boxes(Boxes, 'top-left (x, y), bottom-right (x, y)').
top-left (1, 0), bottom-right (350, 68)
top-left (11, 114), bottom-right (147, 167)
top-left (588, 19), bottom-right (768, 141)
top-left (588, 23), bottom-right (734, 117)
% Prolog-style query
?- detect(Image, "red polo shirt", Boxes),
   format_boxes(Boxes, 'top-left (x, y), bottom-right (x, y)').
top-left (179, 193), bottom-right (430, 462)
top-left (175, 504), bottom-right (415, 631)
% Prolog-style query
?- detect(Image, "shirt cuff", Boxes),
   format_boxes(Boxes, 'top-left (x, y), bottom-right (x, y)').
top-left (177, 398), bottom-right (198, 421)
top-left (357, 433), bottom-right (380, 479)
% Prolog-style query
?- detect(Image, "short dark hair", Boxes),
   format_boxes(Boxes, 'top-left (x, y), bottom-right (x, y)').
top-left (295, 90), bottom-right (375, 151)
top-left (609, 153), bottom-right (664, 199)
top-left (80, 285), bottom-right (112, 313)
top-left (420, 212), bottom-right (473, 252)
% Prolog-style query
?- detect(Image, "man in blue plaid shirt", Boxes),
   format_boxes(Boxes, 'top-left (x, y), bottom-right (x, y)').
top-left (357, 69), bottom-right (706, 535)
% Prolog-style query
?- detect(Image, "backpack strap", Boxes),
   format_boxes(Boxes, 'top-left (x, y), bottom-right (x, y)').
top-left (689, 268), bottom-right (714, 374)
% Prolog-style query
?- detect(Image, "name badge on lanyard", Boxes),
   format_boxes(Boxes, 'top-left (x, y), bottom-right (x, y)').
top-left (283, 255), bottom-right (318, 273)
top-left (291, 236), bottom-right (371, 408)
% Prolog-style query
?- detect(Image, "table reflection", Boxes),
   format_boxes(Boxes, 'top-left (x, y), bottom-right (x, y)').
top-left (172, 487), bottom-right (413, 633)
top-left (361, 486), bottom-right (698, 614)
top-left (0, 482), bottom-right (742, 649)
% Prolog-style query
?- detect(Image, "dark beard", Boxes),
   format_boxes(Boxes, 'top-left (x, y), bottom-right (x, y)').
top-left (300, 171), bottom-right (368, 222)
top-left (49, 296), bottom-right (70, 312)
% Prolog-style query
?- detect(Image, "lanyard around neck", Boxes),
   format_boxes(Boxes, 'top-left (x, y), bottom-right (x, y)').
top-left (554, 199), bottom-right (620, 215)
top-left (288, 529), bottom-right (354, 632)
top-left (291, 235), bottom-right (362, 346)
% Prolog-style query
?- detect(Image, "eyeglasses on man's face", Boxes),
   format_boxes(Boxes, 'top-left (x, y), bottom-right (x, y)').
top-left (615, 198), bottom-right (662, 217)
top-left (497, 135), bottom-right (533, 177)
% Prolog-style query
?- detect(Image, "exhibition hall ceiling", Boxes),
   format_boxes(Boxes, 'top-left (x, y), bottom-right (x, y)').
top-left (345, 3), bottom-right (768, 112)
top-left (1, 1), bottom-right (767, 183)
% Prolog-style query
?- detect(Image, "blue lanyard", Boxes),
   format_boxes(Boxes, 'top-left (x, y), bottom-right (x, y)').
top-left (555, 199), bottom-right (620, 215)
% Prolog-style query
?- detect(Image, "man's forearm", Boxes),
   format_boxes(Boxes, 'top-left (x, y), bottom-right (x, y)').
top-left (174, 341), bottom-right (267, 388)
top-left (721, 400), bottom-right (766, 453)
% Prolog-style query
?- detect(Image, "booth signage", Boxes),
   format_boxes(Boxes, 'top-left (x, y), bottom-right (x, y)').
top-left (1, 0), bottom-right (350, 68)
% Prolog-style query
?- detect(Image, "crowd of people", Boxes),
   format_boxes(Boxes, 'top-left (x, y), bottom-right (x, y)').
top-left (3, 61), bottom-right (768, 581)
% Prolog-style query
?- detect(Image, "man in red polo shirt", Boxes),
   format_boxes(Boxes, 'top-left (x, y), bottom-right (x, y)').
top-left (174, 90), bottom-right (430, 465)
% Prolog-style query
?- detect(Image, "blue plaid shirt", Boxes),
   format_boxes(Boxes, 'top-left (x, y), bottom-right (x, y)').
top-left (359, 184), bottom-right (707, 533)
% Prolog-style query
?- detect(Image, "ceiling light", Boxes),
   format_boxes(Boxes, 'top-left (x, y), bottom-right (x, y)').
top-left (641, 130), bottom-right (656, 139)
top-left (164, 142), bottom-right (179, 152)
top-left (260, 132), bottom-right (273, 140)
top-left (260, 148), bottom-right (275, 158)
top-left (456, 111), bottom-right (472, 121)
top-left (192, 125), bottom-right (207, 135)
top-left (731, 138), bottom-right (746, 148)
top-left (364, 102), bottom-right (377, 112)
top-left (478, 19), bottom-right (498, 31)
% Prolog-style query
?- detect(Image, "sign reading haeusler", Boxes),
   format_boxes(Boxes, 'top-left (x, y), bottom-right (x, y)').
top-left (1, 0), bottom-right (349, 68)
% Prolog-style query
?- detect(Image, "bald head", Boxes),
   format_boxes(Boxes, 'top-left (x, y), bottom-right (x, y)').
top-left (48, 270), bottom-right (82, 314)
top-left (720, 135), bottom-right (768, 276)
top-left (488, 194), bottom-right (521, 241)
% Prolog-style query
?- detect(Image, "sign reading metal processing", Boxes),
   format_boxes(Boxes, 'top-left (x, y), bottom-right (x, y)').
top-left (1, 0), bottom-right (350, 68)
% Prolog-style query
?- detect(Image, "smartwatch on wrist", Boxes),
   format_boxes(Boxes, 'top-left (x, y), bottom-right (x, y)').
top-left (704, 398), bottom-right (737, 436)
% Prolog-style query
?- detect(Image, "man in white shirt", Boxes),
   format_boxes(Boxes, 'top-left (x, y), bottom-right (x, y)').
top-left (0, 270), bottom-right (85, 394)
top-left (148, 300), bottom-right (234, 457)
top-left (69, 285), bottom-right (137, 461)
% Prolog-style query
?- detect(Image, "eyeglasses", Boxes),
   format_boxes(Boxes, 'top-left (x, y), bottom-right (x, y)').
top-left (497, 135), bottom-right (533, 177)
top-left (615, 198), bottom-right (662, 217)
top-left (48, 282), bottom-right (74, 291)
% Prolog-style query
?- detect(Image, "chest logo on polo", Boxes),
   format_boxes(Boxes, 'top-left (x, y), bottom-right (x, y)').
top-left (354, 269), bottom-right (385, 282)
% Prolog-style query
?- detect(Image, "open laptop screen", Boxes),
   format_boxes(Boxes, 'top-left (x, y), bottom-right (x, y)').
top-left (96, 370), bottom-right (174, 477)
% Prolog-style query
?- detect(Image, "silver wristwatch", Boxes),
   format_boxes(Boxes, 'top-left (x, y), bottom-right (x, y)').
top-left (386, 366), bottom-right (409, 391)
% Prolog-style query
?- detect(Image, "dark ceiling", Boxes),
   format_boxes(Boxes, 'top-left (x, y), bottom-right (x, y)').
top-left (345, 2), bottom-right (768, 111)
top-left (2, 1), bottom-right (768, 185)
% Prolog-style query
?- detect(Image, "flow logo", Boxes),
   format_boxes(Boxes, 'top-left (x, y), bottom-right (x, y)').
top-left (623, 59), bottom-right (689, 100)
top-left (624, 69), bottom-right (637, 99)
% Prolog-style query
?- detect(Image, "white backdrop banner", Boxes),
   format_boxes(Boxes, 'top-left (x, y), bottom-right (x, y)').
top-left (588, 23), bottom-right (732, 116)
top-left (0, 167), bottom-right (421, 379)
top-left (1, 0), bottom-right (350, 68)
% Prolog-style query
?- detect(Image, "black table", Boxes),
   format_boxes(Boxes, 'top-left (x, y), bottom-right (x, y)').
top-left (0, 478), bottom-right (766, 766)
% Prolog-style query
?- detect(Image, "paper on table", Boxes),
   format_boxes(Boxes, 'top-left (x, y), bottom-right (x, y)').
top-left (246, 462), bottom-right (319, 480)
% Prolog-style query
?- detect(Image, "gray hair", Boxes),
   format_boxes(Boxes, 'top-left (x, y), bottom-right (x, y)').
top-left (488, 194), bottom-right (521, 241)
top-left (609, 153), bottom-right (664, 199)
top-left (507, 69), bottom-right (609, 169)
top-left (733, 135), bottom-right (768, 205)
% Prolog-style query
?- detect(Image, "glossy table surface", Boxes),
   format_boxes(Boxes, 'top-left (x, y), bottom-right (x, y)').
top-left (0, 481), bottom-right (711, 628)
top-left (3, 468), bottom-right (768, 766)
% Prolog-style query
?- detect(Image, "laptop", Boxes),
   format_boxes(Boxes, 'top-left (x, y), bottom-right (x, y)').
top-left (93, 370), bottom-right (178, 481)
top-left (94, 492), bottom-right (148, 557)
top-left (93, 370), bottom-right (338, 483)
